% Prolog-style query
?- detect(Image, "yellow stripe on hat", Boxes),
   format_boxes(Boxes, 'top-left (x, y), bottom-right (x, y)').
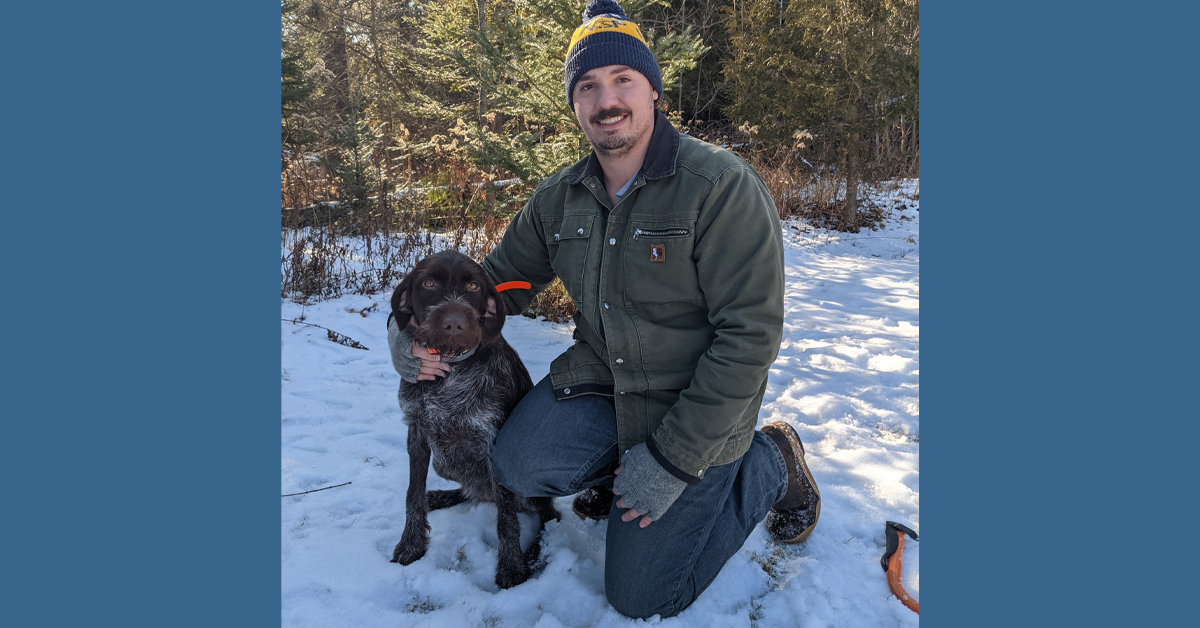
top-left (568, 16), bottom-right (647, 53)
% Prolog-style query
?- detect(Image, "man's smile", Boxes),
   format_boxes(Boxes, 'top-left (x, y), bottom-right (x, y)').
top-left (594, 113), bottom-right (629, 127)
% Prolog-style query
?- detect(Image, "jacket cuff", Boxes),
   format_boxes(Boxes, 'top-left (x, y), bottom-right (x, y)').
top-left (646, 437), bottom-right (702, 486)
top-left (386, 314), bottom-right (423, 383)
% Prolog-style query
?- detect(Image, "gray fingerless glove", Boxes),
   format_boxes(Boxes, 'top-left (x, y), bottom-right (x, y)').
top-left (612, 442), bottom-right (687, 521)
top-left (387, 316), bottom-right (423, 383)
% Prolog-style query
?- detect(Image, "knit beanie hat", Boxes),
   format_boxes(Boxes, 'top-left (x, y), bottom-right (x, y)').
top-left (564, 0), bottom-right (663, 111)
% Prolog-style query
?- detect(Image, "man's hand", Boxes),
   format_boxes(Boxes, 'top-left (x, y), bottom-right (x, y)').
top-left (612, 465), bottom-right (653, 528)
top-left (611, 442), bottom-right (687, 528)
top-left (410, 339), bottom-right (450, 381)
top-left (387, 316), bottom-right (451, 383)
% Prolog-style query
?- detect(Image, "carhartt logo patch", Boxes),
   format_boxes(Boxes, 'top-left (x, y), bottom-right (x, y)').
top-left (650, 244), bottom-right (665, 262)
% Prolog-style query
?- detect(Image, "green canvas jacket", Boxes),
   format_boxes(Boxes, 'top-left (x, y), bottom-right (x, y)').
top-left (482, 111), bottom-right (784, 483)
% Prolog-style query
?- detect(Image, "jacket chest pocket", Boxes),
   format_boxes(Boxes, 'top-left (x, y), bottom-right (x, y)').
top-left (543, 214), bottom-right (594, 304)
top-left (622, 222), bottom-right (702, 304)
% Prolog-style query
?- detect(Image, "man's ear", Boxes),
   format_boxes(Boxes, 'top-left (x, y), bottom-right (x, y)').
top-left (390, 271), bottom-right (415, 330)
top-left (479, 284), bottom-right (507, 346)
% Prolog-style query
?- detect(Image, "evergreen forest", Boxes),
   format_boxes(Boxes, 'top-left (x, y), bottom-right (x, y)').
top-left (281, 0), bottom-right (919, 306)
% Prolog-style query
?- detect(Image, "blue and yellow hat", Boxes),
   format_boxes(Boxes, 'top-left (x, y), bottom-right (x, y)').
top-left (564, 0), bottom-right (663, 111)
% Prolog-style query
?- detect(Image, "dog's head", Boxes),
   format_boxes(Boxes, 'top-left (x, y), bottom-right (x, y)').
top-left (390, 251), bottom-right (507, 356)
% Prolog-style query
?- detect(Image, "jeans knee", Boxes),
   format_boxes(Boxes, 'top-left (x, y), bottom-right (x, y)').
top-left (491, 433), bottom-right (528, 493)
top-left (492, 429), bottom-right (570, 497)
top-left (605, 578), bottom-right (685, 620)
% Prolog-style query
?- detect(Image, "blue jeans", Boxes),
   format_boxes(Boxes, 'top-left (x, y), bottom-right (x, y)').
top-left (493, 376), bottom-right (789, 619)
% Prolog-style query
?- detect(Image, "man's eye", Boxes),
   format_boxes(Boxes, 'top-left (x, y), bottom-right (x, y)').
top-left (466, 281), bottom-right (480, 291)
top-left (422, 279), bottom-right (436, 289)
top-left (580, 83), bottom-right (592, 91)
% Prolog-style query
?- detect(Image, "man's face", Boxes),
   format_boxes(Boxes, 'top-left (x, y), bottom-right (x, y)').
top-left (572, 65), bottom-right (659, 160)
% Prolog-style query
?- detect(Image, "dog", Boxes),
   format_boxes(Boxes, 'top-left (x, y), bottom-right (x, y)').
top-left (387, 250), bottom-right (558, 589)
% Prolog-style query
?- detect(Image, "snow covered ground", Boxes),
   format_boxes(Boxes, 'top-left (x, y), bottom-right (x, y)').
top-left (281, 180), bottom-right (919, 627)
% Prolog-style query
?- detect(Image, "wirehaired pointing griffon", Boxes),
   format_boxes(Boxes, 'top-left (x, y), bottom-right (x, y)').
top-left (387, 250), bottom-right (558, 589)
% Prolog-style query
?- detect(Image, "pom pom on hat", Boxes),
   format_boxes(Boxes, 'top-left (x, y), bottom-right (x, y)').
top-left (583, 0), bottom-right (628, 20)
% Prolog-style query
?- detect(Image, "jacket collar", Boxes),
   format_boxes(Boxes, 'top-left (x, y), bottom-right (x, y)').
top-left (568, 110), bottom-right (680, 185)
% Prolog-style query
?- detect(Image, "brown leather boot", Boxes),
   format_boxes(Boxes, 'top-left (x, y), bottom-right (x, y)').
top-left (571, 484), bottom-right (614, 521)
top-left (762, 422), bottom-right (822, 543)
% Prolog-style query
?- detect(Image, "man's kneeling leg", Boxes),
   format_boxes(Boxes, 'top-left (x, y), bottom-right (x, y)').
top-left (603, 433), bottom-right (787, 619)
top-left (492, 376), bottom-right (619, 498)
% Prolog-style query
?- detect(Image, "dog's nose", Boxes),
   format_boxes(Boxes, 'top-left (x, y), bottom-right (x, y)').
top-left (441, 312), bottom-right (467, 335)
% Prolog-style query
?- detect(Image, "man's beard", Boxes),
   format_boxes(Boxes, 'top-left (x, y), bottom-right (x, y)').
top-left (588, 107), bottom-right (651, 159)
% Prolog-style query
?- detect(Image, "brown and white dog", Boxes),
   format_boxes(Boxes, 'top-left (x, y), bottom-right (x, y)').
top-left (387, 250), bottom-right (557, 589)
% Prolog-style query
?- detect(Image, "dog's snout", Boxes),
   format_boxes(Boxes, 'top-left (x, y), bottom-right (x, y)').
top-left (441, 312), bottom-right (467, 335)
top-left (414, 299), bottom-right (483, 354)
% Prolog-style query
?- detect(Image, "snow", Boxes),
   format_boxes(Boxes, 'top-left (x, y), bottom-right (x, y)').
top-left (282, 179), bottom-right (920, 627)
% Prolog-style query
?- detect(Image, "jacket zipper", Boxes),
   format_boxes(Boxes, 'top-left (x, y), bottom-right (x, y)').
top-left (633, 228), bottom-right (690, 240)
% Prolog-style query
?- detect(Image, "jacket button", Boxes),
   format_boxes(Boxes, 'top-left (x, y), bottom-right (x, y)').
top-left (609, 238), bottom-right (616, 245)
top-left (588, 182), bottom-right (596, 188)
top-left (577, 228), bottom-right (585, 235)
top-left (697, 470), bottom-right (704, 478)
top-left (554, 233), bottom-right (560, 241)
top-left (615, 358), bottom-right (624, 364)
top-left (603, 303), bottom-right (609, 309)
top-left (564, 388), bottom-right (571, 394)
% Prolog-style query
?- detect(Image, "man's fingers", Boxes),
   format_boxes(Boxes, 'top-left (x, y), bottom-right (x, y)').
top-left (614, 496), bottom-right (652, 526)
top-left (410, 340), bottom-right (436, 361)
top-left (614, 465), bottom-right (623, 475)
top-left (410, 339), bottom-right (451, 379)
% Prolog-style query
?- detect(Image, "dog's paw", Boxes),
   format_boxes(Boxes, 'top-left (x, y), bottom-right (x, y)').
top-left (391, 539), bottom-right (428, 566)
top-left (494, 561), bottom-right (532, 590)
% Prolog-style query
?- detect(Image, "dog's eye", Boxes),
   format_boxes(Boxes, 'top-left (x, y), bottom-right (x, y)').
top-left (422, 279), bottom-right (436, 289)
top-left (466, 281), bottom-right (480, 291)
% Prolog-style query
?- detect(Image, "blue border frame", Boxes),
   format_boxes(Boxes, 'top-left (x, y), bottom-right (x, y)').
top-left (6, 2), bottom-right (278, 625)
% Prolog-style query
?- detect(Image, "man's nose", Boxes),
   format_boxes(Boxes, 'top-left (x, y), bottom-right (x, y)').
top-left (594, 84), bottom-right (621, 109)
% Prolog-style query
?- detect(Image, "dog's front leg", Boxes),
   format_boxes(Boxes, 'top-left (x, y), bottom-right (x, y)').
top-left (392, 423), bottom-right (432, 565)
top-left (493, 485), bottom-right (531, 589)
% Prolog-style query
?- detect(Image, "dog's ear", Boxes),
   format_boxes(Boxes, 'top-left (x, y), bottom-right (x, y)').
top-left (479, 278), bottom-right (507, 346)
top-left (390, 271), bottom-right (415, 330)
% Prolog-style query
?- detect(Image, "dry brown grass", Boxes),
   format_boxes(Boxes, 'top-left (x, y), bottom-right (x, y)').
top-left (280, 188), bottom-right (581, 322)
top-left (744, 147), bottom-right (888, 233)
top-left (524, 279), bottom-right (576, 323)
top-left (281, 131), bottom-right (914, 320)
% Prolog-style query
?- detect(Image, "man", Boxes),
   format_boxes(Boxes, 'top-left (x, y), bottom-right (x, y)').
top-left (389, 0), bottom-right (820, 618)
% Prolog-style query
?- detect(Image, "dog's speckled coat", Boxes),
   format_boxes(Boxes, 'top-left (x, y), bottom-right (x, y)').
top-left (388, 251), bottom-right (558, 589)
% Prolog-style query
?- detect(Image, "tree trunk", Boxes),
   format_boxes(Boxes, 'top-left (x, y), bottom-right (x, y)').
top-left (843, 140), bottom-right (858, 230)
top-left (477, 0), bottom-right (488, 122)
top-left (320, 3), bottom-right (350, 123)
top-left (842, 103), bottom-right (859, 230)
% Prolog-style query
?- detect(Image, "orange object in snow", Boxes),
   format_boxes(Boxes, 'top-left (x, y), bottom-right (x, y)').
top-left (881, 521), bottom-right (919, 614)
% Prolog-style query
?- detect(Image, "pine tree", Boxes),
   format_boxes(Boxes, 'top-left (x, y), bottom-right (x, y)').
top-left (723, 0), bottom-right (918, 229)
top-left (404, 0), bottom-right (708, 198)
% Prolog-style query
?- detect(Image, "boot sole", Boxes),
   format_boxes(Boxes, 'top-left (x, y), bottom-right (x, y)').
top-left (764, 422), bottom-right (822, 544)
top-left (572, 504), bottom-right (610, 521)
top-left (776, 498), bottom-right (821, 544)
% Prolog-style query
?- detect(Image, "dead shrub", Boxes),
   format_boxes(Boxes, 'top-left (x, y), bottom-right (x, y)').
top-left (744, 148), bottom-right (888, 233)
top-left (524, 279), bottom-right (576, 323)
